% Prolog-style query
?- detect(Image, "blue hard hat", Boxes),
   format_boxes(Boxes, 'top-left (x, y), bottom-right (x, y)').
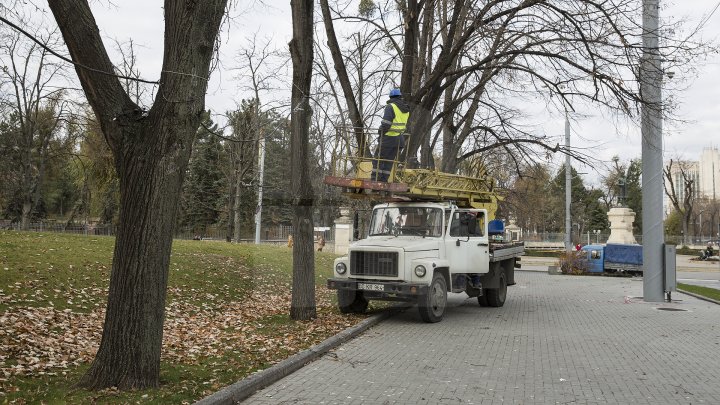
top-left (389, 88), bottom-right (402, 97)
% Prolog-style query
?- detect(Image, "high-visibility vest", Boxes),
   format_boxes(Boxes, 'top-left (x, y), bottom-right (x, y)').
top-left (386, 103), bottom-right (409, 136)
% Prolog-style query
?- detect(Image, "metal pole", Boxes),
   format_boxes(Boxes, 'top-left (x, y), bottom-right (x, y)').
top-left (699, 212), bottom-right (703, 242)
top-left (254, 135), bottom-right (266, 244)
top-left (565, 113), bottom-right (572, 251)
top-left (641, 0), bottom-right (665, 302)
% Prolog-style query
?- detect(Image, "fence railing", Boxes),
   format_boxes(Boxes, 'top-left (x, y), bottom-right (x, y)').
top-left (1, 220), bottom-right (336, 243)
top-left (0, 220), bottom-right (701, 249)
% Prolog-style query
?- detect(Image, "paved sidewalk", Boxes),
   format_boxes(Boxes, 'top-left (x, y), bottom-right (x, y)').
top-left (243, 272), bottom-right (720, 404)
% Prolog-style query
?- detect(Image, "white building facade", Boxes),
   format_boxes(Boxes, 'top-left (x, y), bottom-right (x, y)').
top-left (699, 147), bottom-right (720, 200)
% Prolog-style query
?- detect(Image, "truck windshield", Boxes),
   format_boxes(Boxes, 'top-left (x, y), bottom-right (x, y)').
top-left (369, 206), bottom-right (443, 237)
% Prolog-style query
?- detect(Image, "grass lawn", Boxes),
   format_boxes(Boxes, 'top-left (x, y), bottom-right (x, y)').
top-left (0, 231), bottom-right (377, 404)
top-left (677, 283), bottom-right (720, 302)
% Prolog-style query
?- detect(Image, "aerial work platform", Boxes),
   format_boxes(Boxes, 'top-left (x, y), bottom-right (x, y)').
top-left (323, 127), bottom-right (501, 218)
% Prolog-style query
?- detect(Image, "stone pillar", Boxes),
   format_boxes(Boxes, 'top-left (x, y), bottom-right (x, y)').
top-left (334, 207), bottom-right (353, 255)
top-left (606, 207), bottom-right (638, 244)
top-left (505, 220), bottom-right (522, 242)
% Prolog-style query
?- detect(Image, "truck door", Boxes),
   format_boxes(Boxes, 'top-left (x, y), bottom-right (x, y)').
top-left (445, 209), bottom-right (490, 274)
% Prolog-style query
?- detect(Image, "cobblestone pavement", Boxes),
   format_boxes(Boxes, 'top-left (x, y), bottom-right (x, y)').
top-left (244, 272), bottom-right (720, 404)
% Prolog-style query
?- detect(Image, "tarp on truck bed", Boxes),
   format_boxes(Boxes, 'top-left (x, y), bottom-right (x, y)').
top-left (604, 243), bottom-right (643, 266)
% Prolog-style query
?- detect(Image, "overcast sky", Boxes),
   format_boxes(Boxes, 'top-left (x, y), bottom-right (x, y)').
top-left (84, 1), bottom-right (720, 185)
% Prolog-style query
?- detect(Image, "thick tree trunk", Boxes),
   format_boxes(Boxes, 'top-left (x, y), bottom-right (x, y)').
top-left (289, 0), bottom-right (316, 321)
top-left (49, 0), bottom-right (228, 390)
top-left (79, 123), bottom-right (190, 389)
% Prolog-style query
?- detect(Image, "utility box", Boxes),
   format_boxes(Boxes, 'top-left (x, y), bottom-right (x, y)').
top-left (663, 243), bottom-right (676, 293)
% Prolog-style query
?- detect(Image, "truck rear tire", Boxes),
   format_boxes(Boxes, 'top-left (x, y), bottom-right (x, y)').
top-left (337, 290), bottom-right (369, 314)
top-left (485, 273), bottom-right (507, 307)
top-left (418, 273), bottom-right (447, 323)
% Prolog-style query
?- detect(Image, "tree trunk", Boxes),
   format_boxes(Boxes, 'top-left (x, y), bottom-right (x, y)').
top-left (48, 0), bottom-right (228, 390)
top-left (289, 0), bottom-right (316, 321)
top-left (319, 0), bottom-right (366, 151)
top-left (400, 0), bottom-right (419, 97)
top-left (79, 124), bottom-right (190, 389)
top-left (21, 137), bottom-right (33, 230)
top-left (226, 182), bottom-right (235, 241)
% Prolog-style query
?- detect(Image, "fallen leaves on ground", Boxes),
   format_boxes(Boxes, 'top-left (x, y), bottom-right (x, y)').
top-left (0, 281), bottom-right (361, 396)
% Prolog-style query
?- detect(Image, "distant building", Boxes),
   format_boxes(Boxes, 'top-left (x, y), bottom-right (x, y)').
top-left (699, 147), bottom-right (720, 200)
top-left (664, 147), bottom-right (720, 213)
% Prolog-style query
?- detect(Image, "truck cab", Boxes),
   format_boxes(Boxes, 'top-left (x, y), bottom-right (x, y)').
top-left (327, 201), bottom-right (523, 322)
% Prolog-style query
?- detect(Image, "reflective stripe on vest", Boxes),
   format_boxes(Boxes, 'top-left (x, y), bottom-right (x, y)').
top-left (386, 103), bottom-right (409, 136)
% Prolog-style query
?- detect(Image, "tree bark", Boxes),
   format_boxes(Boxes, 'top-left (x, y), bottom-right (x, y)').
top-left (289, 0), bottom-right (316, 321)
top-left (48, 0), bottom-right (227, 390)
top-left (319, 0), bottom-right (366, 152)
top-left (400, 0), bottom-right (420, 97)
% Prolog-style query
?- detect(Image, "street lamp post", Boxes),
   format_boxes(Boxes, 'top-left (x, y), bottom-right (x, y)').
top-left (565, 113), bottom-right (572, 252)
top-left (641, 0), bottom-right (664, 302)
top-left (254, 133), bottom-right (266, 244)
top-left (699, 210), bottom-right (704, 242)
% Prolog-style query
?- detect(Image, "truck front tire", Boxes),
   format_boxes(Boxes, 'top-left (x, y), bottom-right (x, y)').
top-left (337, 290), bottom-right (369, 314)
top-left (418, 273), bottom-right (447, 323)
top-left (477, 291), bottom-right (488, 307)
top-left (485, 272), bottom-right (507, 307)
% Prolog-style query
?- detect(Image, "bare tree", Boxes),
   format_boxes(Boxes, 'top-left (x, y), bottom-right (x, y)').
top-left (664, 158), bottom-right (696, 245)
top-left (229, 34), bottom-right (284, 242)
top-left (45, 0), bottom-right (229, 390)
top-left (226, 100), bottom-right (259, 241)
top-left (112, 39), bottom-right (152, 105)
top-left (0, 22), bottom-right (69, 228)
top-left (289, 0), bottom-right (316, 321)
top-left (322, 0), bottom-right (703, 176)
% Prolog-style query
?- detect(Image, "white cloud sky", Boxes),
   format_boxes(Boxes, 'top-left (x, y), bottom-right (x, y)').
top-left (16, 1), bottom-right (720, 185)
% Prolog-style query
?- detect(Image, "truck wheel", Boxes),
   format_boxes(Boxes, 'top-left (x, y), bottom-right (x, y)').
top-left (486, 273), bottom-right (507, 308)
top-left (418, 273), bottom-right (447, 323)
top-left (337, 290), bottom-right (369, 314)
top-left (477, 291), bottom-right (488, 307)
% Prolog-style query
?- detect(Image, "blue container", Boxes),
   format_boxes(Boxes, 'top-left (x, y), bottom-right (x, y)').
top-left (488, 219), bottom-right (504, 236)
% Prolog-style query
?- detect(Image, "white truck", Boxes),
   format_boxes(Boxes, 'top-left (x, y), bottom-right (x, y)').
top-left (327, 201), bottom-right (524, 323)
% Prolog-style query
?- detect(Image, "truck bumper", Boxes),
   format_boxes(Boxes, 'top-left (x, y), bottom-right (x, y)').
top-left (327, 278), bottom-right (429, 297)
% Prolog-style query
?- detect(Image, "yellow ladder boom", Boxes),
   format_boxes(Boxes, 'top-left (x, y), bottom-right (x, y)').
top-left (324, 163), bottom-right (501, 219)
top-left (324, 126), bottom-right (501, 218)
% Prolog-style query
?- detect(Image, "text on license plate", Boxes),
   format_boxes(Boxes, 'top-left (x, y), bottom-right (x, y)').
top-left (358, 283), bottom-right (384, 291)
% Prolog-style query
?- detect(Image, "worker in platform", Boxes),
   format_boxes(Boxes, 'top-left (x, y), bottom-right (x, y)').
top-left (373, 88), bottom-right (410, 182)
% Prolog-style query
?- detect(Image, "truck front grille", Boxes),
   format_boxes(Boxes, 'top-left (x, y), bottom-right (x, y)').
top-left (350, 251), bottom-right (398, 277)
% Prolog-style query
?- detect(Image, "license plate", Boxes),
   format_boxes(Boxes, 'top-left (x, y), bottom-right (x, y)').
top-left (358, 282), bottom-right (384, 291)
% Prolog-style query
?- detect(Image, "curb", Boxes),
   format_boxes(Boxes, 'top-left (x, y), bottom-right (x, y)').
top-left (677, 288), bottom-right (720, 305)
top-left (194, 304), bottom-right (410, 405)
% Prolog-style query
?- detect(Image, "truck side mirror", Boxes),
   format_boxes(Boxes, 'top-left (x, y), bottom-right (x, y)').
top-left (456, 239), bottom-right (461, 247)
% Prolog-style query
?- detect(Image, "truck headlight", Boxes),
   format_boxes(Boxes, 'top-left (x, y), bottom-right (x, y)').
top-left (414, 265), bottom-right (427, 277)
top-left (336, 262), bottom-right (347, 275)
